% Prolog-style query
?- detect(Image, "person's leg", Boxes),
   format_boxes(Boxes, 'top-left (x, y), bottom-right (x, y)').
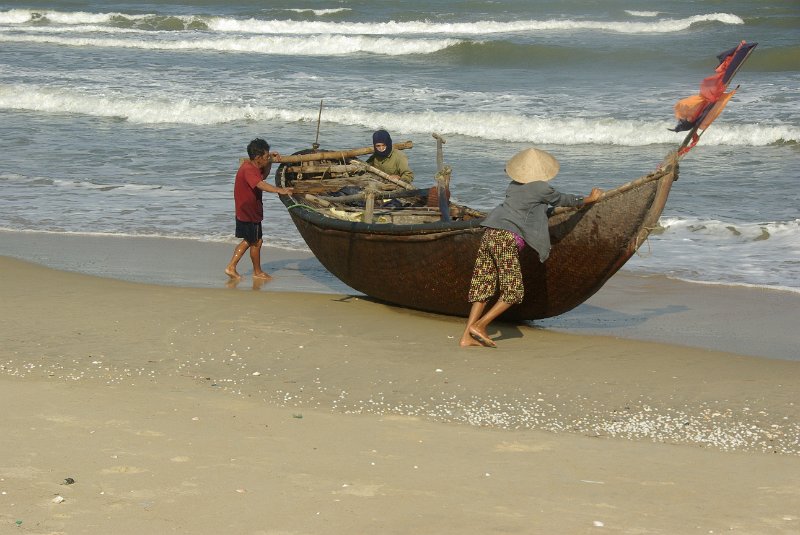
top-left (471, 238), bottom-right (522, 343)
top-left (250, 239), bottom-right (272, 280)
top-left (465, 229), bottom-right (523, 347)
top-left (460, 230), bottom-right (497, 347)
top-left (225, 240), bottom-right (249, 279)
top-left (460, 301), bottom-right (487, 347)
top-left (468, 300), bottom-right (512, 347)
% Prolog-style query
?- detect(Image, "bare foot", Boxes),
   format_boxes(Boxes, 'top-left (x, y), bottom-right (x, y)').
top-left (252, 272), bottom-right (273, 281)
top-left (459, 336), bottom-right (483, 347)
top-left (225, 266), bottom-right (241, 279)
top-left (468, 326), bottom-right (497, 348)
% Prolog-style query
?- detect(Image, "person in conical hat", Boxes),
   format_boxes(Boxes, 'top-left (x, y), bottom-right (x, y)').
top-left (459, 148), bottom-right (602, 348)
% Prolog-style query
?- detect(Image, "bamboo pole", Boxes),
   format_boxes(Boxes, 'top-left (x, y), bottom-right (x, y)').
top-left (274, 141), bottom-right (413, 164)
top-left (290, 176), bottom-right (392, 195)
top-left (315, 188), bottom-right (427, 204)
top-left (286, 160), bottom-right (414, 191)
top-left (304, 194), bottom-right (331, 207)
top-left (285, 164), bottom-right (361, 174)
top-left (348, 160), bottom-right (414, 190)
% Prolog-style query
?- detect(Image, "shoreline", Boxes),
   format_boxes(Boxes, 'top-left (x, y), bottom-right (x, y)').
top-left (1, 229), bottom-right (798, 360)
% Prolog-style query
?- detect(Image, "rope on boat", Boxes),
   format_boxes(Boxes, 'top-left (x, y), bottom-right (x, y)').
top-left (633, 226), bottom-right (661, 257)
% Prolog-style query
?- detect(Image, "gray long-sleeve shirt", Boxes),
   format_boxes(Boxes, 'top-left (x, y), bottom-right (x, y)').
top-left (481, 181), bottom-right (584, 262)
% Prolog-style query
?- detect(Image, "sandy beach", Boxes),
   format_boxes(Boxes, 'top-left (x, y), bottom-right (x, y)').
top-left (2, 0), bottom-right (798, 532)
top-left (2, 230), bottom-right (798, 361)
top-left (1, 249), bottom-right (799, 534)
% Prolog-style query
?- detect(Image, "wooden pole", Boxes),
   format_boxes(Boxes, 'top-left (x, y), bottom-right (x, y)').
top-left (312, 99), bottom-right (323, 150)
top-left (285, 164), bottom-right (362, 174)
top-left (363, 187), bottom-right (376, 224)
top-left (435, 165), bottom-right (452, 222)
top-left (432, 133), bottom-right (446, 172)
top-left (304, 193), bottom-right (331, 207)
top-left (275, 141), bottom-right (413, 164)
top-left (348, 160), bottom-right (414, 190)
top-left (315, 188), bottom-right (426, 204)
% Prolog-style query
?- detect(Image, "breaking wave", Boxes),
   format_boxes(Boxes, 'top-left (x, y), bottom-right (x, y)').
top-left (630, 217), bottom-right (800, 292)
top-left (658, 217), bottom-right (800, 244)
top-left (625, 11), bottom-right (661, 17)
top-left (0, 8), bottom-right (745, 36)
top-left (284, 8), bottom-right (351, 17)
top-left (1, 84), bottom-right (796, 146)
top-left (0, 33), bottom-right (457, 56)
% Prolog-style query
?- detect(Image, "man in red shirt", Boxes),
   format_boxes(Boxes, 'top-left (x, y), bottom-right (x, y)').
top-left (225, 138), bottom-right (293, 281)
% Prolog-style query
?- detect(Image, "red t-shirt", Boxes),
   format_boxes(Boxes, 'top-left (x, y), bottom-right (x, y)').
top-left (234, 160), bottom-right (265, 222)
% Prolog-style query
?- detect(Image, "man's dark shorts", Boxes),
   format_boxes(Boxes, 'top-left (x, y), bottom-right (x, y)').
top-left (235, 219), bottom-right (262, 245)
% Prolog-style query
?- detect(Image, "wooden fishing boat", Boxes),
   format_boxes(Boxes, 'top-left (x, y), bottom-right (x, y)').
top-left (274, 142), bottom-right (677, 320)
top-left (273, 42), bottom-right (755, 321)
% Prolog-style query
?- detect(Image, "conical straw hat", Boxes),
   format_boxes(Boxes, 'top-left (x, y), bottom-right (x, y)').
top-left (505, 148), bottom-right (560, 183)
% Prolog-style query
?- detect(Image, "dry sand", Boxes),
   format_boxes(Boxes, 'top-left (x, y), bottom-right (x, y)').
top-left (1, 256), bottom-right (799, 534)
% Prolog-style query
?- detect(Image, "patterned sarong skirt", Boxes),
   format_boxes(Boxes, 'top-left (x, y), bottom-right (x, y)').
top-left (467, 228), bottom-right (524, 305)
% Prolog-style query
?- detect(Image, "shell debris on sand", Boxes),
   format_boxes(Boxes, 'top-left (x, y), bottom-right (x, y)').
top-left (3, 344), bottom-right (798, 456)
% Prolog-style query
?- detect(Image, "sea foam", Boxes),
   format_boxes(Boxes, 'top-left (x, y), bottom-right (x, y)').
top-left (659, 217), bottom-right (800, 244)
top-left (1, 84), bottom-right (796, 146)
top-left (1, 9), bottom-right (745, 36)
top-left (285, 8), bottom-right (351, 16)
top-left (0, 33), bottom-right (458, 56)
top-left (173, 13), bottom-right (748, 36)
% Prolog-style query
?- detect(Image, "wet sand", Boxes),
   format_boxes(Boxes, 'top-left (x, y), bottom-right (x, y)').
top-left (1, 255), bottom-right (799, 534)
top-left (1, 230), bottom-right (798, 360)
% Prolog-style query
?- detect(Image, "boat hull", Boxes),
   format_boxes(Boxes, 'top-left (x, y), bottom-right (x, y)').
top-left (282, 161), bottom-right (676, 320)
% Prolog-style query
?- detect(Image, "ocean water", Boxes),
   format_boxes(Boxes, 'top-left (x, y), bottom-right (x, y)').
top-left (1, 0), bottom-right (798, 293)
